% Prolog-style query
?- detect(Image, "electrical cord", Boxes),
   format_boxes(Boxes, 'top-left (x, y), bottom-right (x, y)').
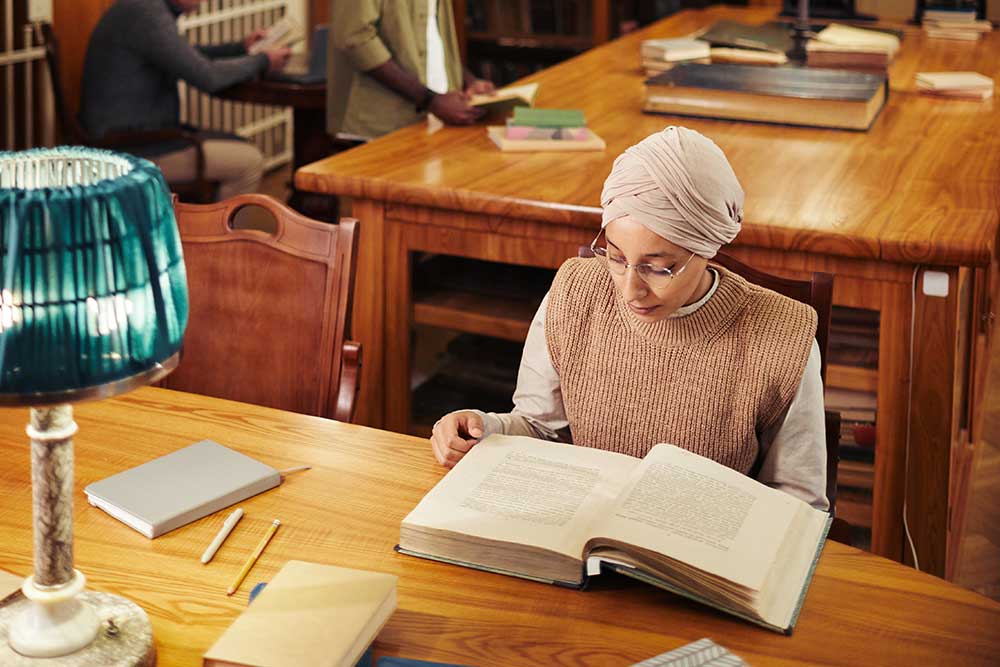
top-left (902, 265), bottom-right (921, 571)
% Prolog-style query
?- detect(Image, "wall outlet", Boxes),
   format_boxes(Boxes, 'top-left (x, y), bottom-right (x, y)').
top-left (29, 0), bottom-right (53, 22)
top-left (922, 271), bottom-right (949, 298)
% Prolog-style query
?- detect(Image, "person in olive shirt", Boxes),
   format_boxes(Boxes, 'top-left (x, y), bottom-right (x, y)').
top-left (328, 0), bottom-right (496, 140)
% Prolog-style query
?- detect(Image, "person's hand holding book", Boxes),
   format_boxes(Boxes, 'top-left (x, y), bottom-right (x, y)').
top-left (464, 78), bottom-right (496, 96)
top-left (243, 28), bottom-right (268, 53)
top-left (263, 47), bottom-right (292, 73)
top-left (431, 411), bottom-right (484, 467)
top-left (428, 92), bottom-right (485, 125)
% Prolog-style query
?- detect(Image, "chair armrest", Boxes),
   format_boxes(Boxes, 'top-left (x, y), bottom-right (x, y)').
top-left (95, 128), bottom-right (208, 182)
top-left (333, 340), bottom-right (362, 423)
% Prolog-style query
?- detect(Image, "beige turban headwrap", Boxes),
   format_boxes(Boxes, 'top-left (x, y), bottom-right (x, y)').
top-left (600, 126), bottom-right (744, 259)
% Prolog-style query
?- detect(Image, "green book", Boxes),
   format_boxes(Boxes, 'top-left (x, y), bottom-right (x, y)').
top-left (511, 107), bottom-right (586, 128)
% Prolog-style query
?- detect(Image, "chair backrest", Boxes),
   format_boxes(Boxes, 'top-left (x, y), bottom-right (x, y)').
top-left (578, 245), bottom-right (842, 518)
top-left (163, 194), bottom-right (361, 422)
top-left (710, 252), bottom-right (833, 384)
top-left (38, 22), bottom-right (88, 144)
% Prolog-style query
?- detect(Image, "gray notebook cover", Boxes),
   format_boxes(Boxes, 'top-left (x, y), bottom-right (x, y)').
top-left (84, 440), bottom-right (280, 538)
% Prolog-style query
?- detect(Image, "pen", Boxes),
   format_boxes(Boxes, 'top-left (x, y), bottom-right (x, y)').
top-left (201, 508), bottom-right (243, 564)
top-left (226, 519), bottom-right (280, 596)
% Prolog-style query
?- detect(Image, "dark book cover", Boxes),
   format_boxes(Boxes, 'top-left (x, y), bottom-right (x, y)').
top-left (698, 19), bottom-right (796, 54)
top-left (646, 63), bottom-right (886, 102)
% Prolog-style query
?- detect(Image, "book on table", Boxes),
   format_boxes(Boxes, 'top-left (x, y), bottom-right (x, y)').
top-left (398, 435), bottom-right (830, 634)
top-left (84, 440), bottom-right (281, 538)
top-left (203, 561), bottom-right (397, 667)
top-left (643, 62), bottom-right (887, 131)
top-left (805, 23), bottom-right (900, 70)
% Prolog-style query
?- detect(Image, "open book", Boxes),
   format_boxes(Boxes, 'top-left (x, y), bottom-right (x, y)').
top-left (399, 435), bottom-right (830, 634)
top-left (469, 83), bottom-right (539, 116)
top-left (248, 17), bottom-right (304, 54)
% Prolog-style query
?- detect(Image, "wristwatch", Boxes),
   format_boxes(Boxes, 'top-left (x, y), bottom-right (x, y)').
top-left (416, 88), bottom-right (437, 113)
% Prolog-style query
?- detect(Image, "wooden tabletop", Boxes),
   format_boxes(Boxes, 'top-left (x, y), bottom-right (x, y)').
top-left (296, 6), bottom-right (1000, 267)
top-left (1, 387), bottom-right (998, 665)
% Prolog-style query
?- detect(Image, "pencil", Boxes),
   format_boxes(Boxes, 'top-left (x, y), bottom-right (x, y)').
top-left (226, 519), bottom-right (280, 596)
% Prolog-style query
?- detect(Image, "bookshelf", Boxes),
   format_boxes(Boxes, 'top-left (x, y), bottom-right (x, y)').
top-left (458, 0), bottom-right (613, 84)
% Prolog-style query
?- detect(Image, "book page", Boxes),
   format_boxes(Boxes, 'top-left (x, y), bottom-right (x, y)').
top-left (403, 435), bottom-right (639, 559)
top-left (470, 83), bottom-right (539, 107)
top-left (591, 444), bottom-right (802, 590)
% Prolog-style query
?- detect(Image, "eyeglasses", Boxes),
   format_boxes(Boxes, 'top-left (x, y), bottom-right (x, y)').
top-left (590, 232), bottom-right (695, 288)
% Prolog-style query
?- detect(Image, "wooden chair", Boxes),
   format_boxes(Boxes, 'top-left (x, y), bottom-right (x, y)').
top-left (39, 23), bottom-right (218, 203)
top-left (579, 246), bottom-right (851, 542)
top-left (710, 253), bottom-right (850, 542)
top-left (162, 194), bottom-right (362, 422)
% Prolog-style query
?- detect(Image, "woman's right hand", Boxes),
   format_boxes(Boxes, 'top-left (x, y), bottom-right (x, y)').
top-left (431, 411), bottom-right (484, 468)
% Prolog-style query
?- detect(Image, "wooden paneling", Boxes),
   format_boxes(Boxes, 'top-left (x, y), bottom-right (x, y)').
top-left (2, 388), bottom-right (1000, 666)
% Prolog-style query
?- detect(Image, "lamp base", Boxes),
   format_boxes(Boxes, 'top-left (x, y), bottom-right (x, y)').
top-left (0, 592), bottom-right (155, 666)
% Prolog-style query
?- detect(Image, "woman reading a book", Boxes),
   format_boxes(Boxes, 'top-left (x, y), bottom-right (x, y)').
top-left (430, 126), bottom-right (828, 511)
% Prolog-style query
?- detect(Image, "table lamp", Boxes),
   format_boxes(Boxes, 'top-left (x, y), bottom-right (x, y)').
top-left (0, 147), bottom-right (187, 665)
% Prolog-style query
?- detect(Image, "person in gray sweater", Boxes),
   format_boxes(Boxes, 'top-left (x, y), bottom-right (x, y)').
top-left (80, 0), bottom-right (291, 199)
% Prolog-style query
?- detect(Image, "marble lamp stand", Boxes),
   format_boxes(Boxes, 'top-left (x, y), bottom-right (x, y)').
top-left (0, 405), bottom-right (155, 666)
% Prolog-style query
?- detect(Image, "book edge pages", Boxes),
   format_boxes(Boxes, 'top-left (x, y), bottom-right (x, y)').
top-left (394, 545), bottom-right (586, 588)
top-left (782, 516), bottom-right (832, 635)
top-left (487, 126), bottom-right (607, 151)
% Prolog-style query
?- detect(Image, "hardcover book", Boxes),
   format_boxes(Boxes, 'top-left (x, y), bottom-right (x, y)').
top-left (469, 83), bottom-right (539, 116)
top-left (203, 561), bottom-right (397, 667)
top-left (643, 63), bottom-right (887, 130)
top-left (399, 435), bottom-right (830, 634)
top-left (84, 440), bottom-right (280, 538)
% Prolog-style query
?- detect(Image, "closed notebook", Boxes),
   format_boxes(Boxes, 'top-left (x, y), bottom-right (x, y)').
top-left (84, 440), bottom-right (280, 538)
top-left (203, 561), bottom-right (398, 667)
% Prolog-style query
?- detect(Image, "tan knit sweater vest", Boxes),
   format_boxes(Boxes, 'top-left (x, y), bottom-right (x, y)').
top-left (544, 258), bottom-right (817, 473)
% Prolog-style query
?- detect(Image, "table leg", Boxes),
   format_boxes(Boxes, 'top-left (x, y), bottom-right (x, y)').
top-left (346, 199), bottom-right (386, 428)
top-left (905, 266), bottom-right (967, 577)
top-left (871, 280), bottom-right (910, 562)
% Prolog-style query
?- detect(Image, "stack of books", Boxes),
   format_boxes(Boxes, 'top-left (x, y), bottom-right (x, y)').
top-left (640, 37), bottom-right (711, 75)
top-left (805, 24), bottom-right (900, 72)
top-left (917, 71), bottom-right (995, 100)
top-left (487, 107), bottom-right (605, 152)
top-left (922, 9), bottom-right (993, 40)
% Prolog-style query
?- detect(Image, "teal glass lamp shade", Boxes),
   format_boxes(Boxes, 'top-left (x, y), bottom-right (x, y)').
top-left (0, 147), bottom-right (188, 404)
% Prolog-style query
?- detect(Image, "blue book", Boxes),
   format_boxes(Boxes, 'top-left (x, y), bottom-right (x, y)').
top-left (378, 659), bottom-right (471, 667)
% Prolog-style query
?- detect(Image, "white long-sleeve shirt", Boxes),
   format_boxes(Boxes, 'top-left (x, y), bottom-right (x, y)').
top-left (469, 269), bottom-right (829, 511)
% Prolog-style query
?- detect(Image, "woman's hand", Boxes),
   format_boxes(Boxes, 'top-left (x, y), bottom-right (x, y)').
top-left (431, 411), bottom-right (484, 468)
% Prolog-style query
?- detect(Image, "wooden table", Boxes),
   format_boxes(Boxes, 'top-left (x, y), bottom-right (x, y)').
top-left (294, 5), bottom-right (1000, 577)
top-left (1, 388), bottom-right (998, 666)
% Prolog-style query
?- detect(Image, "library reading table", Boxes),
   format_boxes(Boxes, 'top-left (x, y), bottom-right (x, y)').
top-left (1, 388), bottom-right (999, 666)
